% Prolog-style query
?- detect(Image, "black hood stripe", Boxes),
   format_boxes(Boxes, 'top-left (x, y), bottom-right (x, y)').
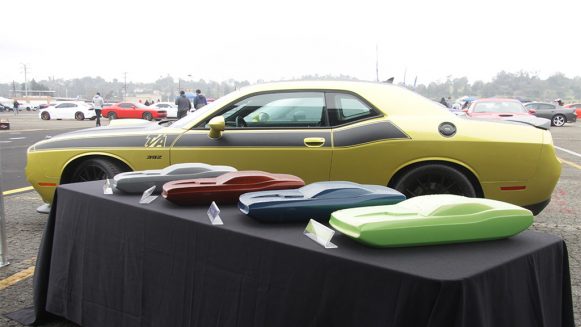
top-left (35, 134), bottom-right (179, 150)
top-left (34, 121), bottom-right (408, 150)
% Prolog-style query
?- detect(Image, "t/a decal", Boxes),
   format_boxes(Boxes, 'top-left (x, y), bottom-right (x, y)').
top-left (145, 134), bottom-right (167, 148)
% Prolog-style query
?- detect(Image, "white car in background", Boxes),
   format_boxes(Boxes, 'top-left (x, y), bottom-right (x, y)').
top-left (150, 102), bottom-right (178, 118)
top-left (39, 101), bottom-right (96, 121)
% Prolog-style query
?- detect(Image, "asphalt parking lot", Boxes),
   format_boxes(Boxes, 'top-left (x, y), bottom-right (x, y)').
top-left (0, 112), bottom-right (580, 326)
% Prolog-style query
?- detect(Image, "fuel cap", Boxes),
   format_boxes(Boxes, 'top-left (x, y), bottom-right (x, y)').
top-left (438, 122), bottom-right (456, 137)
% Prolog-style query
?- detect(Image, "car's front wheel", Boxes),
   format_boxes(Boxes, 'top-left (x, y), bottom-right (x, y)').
top-left (69, 158), bottom-right (127, 183)
top-left (41, 112), bottom-right (50, 120)
top-left (392, 164), bottom-right (477, 198)
top-left (142, 112), bottom-right (153, 121)
top-left (108, 112), bottom-right (117, 120)
top-left (75, 112), bottom-right (85, 121)
top-left (552, 114), bottom-right (566, 127)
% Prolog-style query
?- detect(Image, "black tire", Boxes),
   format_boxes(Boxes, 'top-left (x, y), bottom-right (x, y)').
top-left (108, 112), bottom-right (117, 120)
top-left (552, 114), bottom-right (566, 127)
top-left (69, 158), bottom-right (127, 183)
top-left (41, 112), bottom-right (50, 120)
top-left (393, 164), bottom-right (477, 198)
top-left (142, 112), bottom-right (153, 121)
top-left (75, 112), bottom-right (85, 121)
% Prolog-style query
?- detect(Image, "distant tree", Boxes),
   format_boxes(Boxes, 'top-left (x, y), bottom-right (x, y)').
top-left (3, 71), bottom-right (581, 103)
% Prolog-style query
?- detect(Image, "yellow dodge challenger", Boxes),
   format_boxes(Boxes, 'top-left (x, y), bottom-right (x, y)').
top-left (26, 81), bottom-right (561, 214)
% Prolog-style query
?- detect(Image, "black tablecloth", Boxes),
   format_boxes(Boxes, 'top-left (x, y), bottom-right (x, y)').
top-left (8, 181), bottom-right (575, 326)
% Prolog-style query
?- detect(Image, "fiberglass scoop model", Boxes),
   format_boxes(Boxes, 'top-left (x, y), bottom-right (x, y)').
top-left (112, 163), bottom-right (237, 194)
top-left (329, 194), bottom-right (533, 247)
top-left (238, 181), bottom-right (405, 223)
top-left (162, 171), bottom-right (305, 206)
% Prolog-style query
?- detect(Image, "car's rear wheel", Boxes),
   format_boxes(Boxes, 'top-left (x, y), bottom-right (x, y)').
top-left (75, 112), bottom-right (85, 121)
top-left (142, 112), bottom-right (153, 121)
top-left (552, 114), bottom-right (566, 127)
top-left (392, 164), bottom-right (477, 198)
top-left (41, 112), bottom-right (50, 120)
top-left (108, 112), bottom-right (117, 120)
top-left (69, 158), bottom-right (127, 183)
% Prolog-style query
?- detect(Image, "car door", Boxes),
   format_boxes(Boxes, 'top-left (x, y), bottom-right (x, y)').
top-left (50, 103), bottom-right (64, 119)
top-left (118, 103), bottom-right (134, 118)
top-left (535, 103), bottom-right (556, 119)
top-left (53, 103), bottom-right (72, 119)
top-left (170, 91), bottom-right (332, 183)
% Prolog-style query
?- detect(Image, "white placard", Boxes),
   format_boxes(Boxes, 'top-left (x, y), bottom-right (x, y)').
top-left (207, 201), bottom-right (223, 225)
top-left (303, 219), bottom-right (337, 249)
top-left (139, 186), bottom-right (158, 204)
top-left (103, 179), bottom-right (113, 195)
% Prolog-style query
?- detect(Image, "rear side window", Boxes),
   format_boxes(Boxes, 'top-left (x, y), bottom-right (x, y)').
top-left (538, 104), bottom-right (555, 110)
top-left (327, 93), bottom-right (379, 126)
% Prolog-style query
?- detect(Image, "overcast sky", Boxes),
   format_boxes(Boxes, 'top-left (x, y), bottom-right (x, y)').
top-left (1, 0), bottom-right (579, 85)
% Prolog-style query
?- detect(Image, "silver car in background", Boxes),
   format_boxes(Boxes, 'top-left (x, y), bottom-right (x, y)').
top-left (524, 102), bottom-right (577, 127)
top-left (150, 102), bottom-right (178, 118)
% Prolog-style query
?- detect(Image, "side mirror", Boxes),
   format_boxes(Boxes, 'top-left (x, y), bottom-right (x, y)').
top-left (528, 109), bottom-right (536, 114)
top-left (208, 116), bottom-right (225, 139)
top-left (132, 105), bottom-right (136, 109)
top-left (462, 109), bottom-right (468, 113)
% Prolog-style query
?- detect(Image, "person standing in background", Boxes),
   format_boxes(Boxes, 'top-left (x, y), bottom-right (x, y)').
top-left (12, 99), bottom-right (19, 115)
top-left (92, 92), bottom-right (104, 126)
top-left (193, 89), bottom-right (207, 109)
top-left (175, 90), bottom-right (191, 119)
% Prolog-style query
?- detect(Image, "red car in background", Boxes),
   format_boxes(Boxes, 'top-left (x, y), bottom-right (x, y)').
top-left (464, 98), bottom-right (535, 119)
top-left (564, 103), bottom-right (581, 118)
top-left (101, 102), bottom-right (167, 121)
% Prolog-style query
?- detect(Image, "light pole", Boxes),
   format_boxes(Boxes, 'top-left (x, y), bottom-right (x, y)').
top-left (20, 63), bottom-right (28, 97)
top-left (0, 150), bottom-right (9, 268)
top-left (123, 72), bottom-right (128, 101)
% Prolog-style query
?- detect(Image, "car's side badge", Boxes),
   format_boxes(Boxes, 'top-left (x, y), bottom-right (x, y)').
top-left (438, 122), bottom-right (456, 137)
top-left (145, 134), bottom-right (167, 147)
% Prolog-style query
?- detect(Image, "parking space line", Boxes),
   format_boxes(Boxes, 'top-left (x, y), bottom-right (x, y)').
top-left (2, 186), bottom-right (34, 196)
top-left (559, 158), bottom-right (581, 170)
top-left (0, 266), bottom-right (35, 291)
top-left (555, 146), bottom-right (581, 158)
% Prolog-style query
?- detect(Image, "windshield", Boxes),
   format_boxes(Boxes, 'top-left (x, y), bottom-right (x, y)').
top-left (170, 90), bottom-right (244, 129)
top-left (472, 101), bottom-right (526, 113)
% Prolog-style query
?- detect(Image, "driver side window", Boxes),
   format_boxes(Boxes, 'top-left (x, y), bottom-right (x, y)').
top-left (213, 92), bottom-right (326, 128)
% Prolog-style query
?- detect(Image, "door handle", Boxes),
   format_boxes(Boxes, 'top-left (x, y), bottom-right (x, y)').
top-left (304, 137), bottom-right (325, 147)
